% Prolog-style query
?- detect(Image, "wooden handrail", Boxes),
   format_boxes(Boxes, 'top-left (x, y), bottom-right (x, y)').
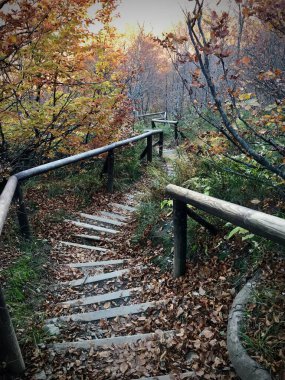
top-left (166, 183), bottom-right (285, 277)
top-left (137, 111), bottom-right (166, 118)
top-left (152, 119), bottom-right (177, 125)
top-left (16, 130), bottom-right (162, 181)
top-left (0, 176), bottom-right (18, 236)
top-left (0, 129), bottom-right (163, 374)
top-left (0, 130), bottom-right (163, 236)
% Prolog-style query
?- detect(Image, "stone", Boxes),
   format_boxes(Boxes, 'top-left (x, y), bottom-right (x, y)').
top-left (33, 370), bottom-right (47, 379)
top-left (44, 324), bottom-right (60, 336)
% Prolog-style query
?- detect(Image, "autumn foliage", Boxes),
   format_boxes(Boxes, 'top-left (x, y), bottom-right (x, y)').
top-left (0, 0), bottom-right (132, 178)
top-left (153, 0), bottom-right (285, 180)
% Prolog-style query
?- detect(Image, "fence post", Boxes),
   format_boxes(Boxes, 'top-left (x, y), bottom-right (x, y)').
top-left (173, 199), bottom-right (187, 277)
top-left (147, 135), bottom-right (153, 163)
top-left (174, 123), bottom-right (179, 145)
top-left (151, 120), bottom-right (155, 129)
top-left (15, 184), bottom-right (31, 240)
top-left (107, 149), bottom-right (114, 193)
top-left (0, 287), bottom-right (25, 376)
top-left (159, 131), bottom-right (164, 158)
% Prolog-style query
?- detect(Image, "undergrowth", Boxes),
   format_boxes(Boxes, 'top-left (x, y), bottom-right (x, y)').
top-left (242, 256), bottom-right (285, 378)
top-left (133, 140), bottom-right (284, 377)
top-left (3, 239), bottom-right (50, 346)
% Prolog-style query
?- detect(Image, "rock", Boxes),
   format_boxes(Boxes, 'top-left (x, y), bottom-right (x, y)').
top-left (44, 324), bottom-right (60, 336)
top-left (227, 277), bottom-right (271, 380)
top-left (33, 370), bottom-right (47, 380)
top-left (186, 351), bottom-right (199, 364)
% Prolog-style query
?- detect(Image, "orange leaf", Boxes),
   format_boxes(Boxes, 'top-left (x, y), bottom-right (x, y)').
top-left (240, 56), bottom-right (251, 65)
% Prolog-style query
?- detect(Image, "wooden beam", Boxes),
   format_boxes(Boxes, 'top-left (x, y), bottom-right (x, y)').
top-left (0, 288), bottom-right (25, 375)
top-left (186, 207), bottom-right (217, 235)
top-left (15, 184), bottom-right (31, 239)
top-left (0, 176), bottom-right (18, 235)
top-left (137, 112), bottom-right (165, 118)
top-left (152, 119), bottom-right (178, 125)
top-left (166, 184), bottom-right (285, 245)
top-left (147, 135), bottom-right (153, 163)
top-left (159, 131), bottom-right (164, 157)
top-left (173, 199), bottom-right (187, 277)
top-left (107, 149), bottom-right (114, 193)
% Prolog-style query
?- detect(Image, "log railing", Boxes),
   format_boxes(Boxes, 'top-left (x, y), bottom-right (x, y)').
top-left (136, 111), bottom-right (183, 144)
top-left (166, 184), bottom-right (285, 278)
top-left (151, 118), bottom-right (182, 145)
top-left (0, 129), bottom-right (163, 376)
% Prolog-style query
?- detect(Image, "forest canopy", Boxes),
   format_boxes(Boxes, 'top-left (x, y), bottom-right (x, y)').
top-left (0, 0), bottom-right (284, 183)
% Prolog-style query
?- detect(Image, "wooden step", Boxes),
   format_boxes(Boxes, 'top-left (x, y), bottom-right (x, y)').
top-left (50, 331), bottom-right (174, 352)
top-left (61, 287), bottom-right (142, 306)
top-left (99, 211), bottom-right (129, 221)
top-left (66, 259), bottom-right (128, 269)
top-left (135, 373), bottom-right (194, 380)
top-left (79, 213), bottom-right (125, 227)
top-left (65, 219), bottom-right (118, 234)
top-left (47, 300), bottom-right (162, 323)
top-left (59, 241), bottom-right (108, 252)
top-left (62, 269), bottom-right (129, 287)
top-left (74, 234), bottom-right (113, 242)
top-left (110, 203), bottom-right (137, 212)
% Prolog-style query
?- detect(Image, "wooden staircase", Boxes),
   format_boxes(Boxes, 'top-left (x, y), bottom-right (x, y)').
top-left (39, 193), bottom-right (193, 379)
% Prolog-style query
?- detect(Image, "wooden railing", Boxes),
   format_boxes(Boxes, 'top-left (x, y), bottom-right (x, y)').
top-left (137, 111), bottom-right (166, 119)
top-left (166, 184), bottom-right (285, 278)
top-left (0, 129), bottom-right (163, 376)
top-left (136, 111), bottom-right (182, 144)
top-left (0, 130), bottom-right (163, 240)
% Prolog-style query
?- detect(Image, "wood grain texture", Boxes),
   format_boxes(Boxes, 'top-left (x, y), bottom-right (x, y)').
top-left (166, 184), bottom-right (285, 245)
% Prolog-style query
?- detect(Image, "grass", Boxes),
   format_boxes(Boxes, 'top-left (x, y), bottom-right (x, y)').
top-left (24, 158), bottom-right (104, 208)
top-left (241, 278), bottom-right (285, 374)
top-left (3, 239), bottom-right (50, 345)
top-left (113, 142), bottom-right (145, 190)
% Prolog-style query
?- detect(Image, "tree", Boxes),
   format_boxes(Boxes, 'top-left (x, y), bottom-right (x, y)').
top-left (124, 27), bottom-right (171, 115)
top-left (0, 0), bottom-right (132, 178)
top-left (157, 0), bottom-right (285, 179)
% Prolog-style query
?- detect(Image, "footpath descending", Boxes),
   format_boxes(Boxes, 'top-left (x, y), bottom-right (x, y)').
top-left (34, 171), bottom-right (193, 379)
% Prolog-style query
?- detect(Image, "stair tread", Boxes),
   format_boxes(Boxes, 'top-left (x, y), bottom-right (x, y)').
top-left (110, 203), bottom-right (137, 212)
top-left (67, 259), bottom-right (128, 268)
top-left (47, 300), bottom-right (161, 323)
top-left (79, 213), bottom-right (125, 227)
top-left (61, 287), bottom-right (142, 306)
top-left (74, 234), bottom-right (112, 242)
top-left (59, 241), bottom-right (108, 252)
top-left (99, 211), bottom-right (129, 221)
top-left (65, 219), bottom-right (118, 234)
top-left (62, 268), bottom-right (129, 287)
top-left (135, 373), bottom-right (195, 380)
top-left (50, 331), bottom-right (174, 352)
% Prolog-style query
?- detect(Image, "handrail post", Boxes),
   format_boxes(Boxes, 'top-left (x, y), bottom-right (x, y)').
top-left (159, 131), bottom-right (164, 157)
top-left (174, 122), bottom-right (179, 145)
top-left (151, 120), bottom-right (155, 129)
top-left (0, 287), bottom-right (25, 375)
top-left (107, 149), bottom-right (114, 193)
top-left (173, 199), bottom-right (187, 277)
top-left (15, 184), bottom-right (31, 239)
top-left (147, 135), bottom-right (153, 163)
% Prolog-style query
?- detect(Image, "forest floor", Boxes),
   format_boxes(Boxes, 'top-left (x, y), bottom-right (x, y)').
top-left (1, 164), bottom-right (284, 380)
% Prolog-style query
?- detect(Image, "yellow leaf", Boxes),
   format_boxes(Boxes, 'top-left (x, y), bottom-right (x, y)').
top-left (239, 93), bottom-right (252, 101)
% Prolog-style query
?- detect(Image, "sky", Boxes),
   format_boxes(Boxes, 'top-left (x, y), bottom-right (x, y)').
top-left (113, 0), bottom-right (190, 36)
top-left (89, 0), bottom-right (232, 37)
